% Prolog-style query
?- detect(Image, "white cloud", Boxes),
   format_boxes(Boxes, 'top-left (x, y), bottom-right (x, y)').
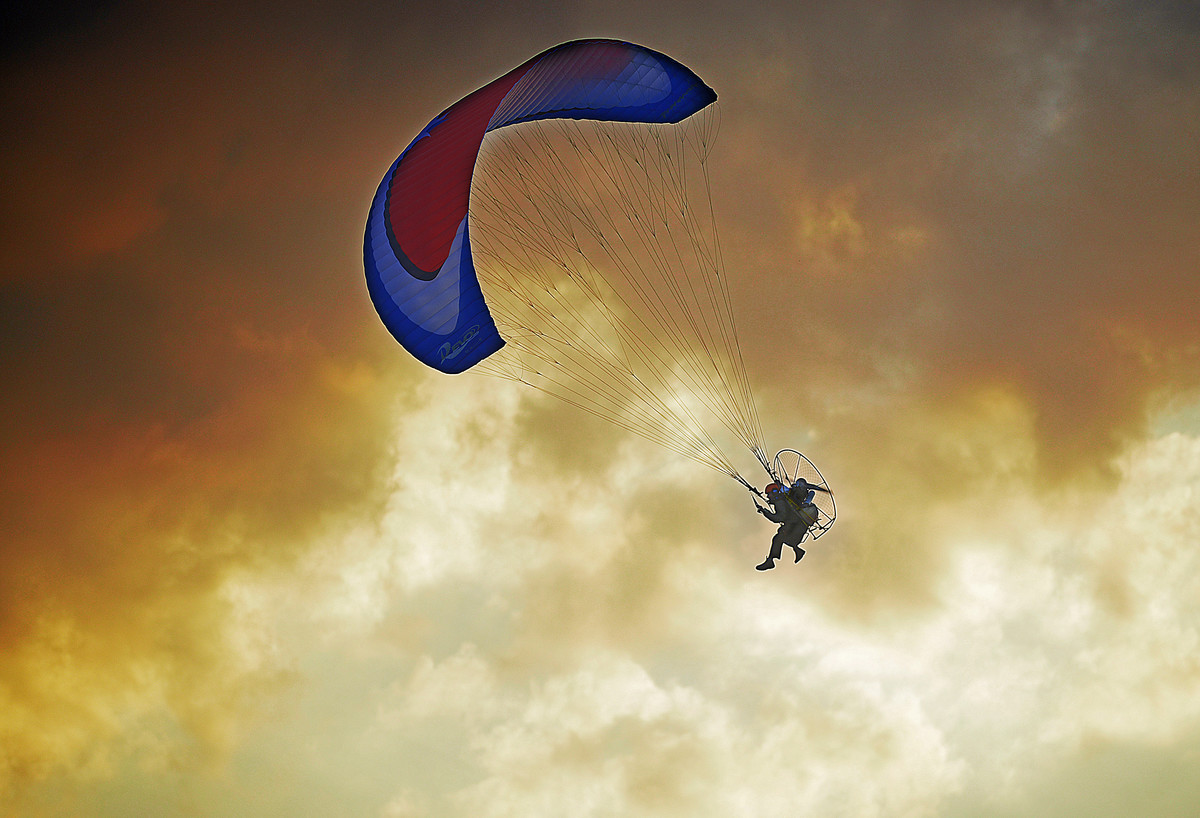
top-left (111, 378), bottom-right (1197, 818)
top-left (382, 643), bottom-right (501, 726)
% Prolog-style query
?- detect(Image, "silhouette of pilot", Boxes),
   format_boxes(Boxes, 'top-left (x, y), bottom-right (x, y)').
top-left (755, 480), bottom-right (826, 571)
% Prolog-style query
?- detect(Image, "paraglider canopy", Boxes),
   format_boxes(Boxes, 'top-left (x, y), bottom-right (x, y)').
top-left (365, 38), bottom-right (772, 484)
top-left (365, 39), bottom-right (717, 374)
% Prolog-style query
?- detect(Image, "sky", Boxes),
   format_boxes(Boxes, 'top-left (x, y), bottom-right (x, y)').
top-left (2, 1), bottom-right (1200, 815)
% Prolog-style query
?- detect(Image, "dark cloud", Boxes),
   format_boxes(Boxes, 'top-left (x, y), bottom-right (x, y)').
top-left (704, 0), bottom-right (1200, 489)
top-left (0, 1), bottom-right (417, 792)
top-left (0, 1), bottom-right (117, 61)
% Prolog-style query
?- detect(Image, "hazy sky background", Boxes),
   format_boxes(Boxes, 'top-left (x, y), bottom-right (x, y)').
top-left (3, 1), bottom-right (1200, 816)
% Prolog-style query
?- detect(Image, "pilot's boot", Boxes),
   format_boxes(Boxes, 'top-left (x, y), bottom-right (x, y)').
top-left (792, 546), bottom-right (806, 563)
top-left (756, 557), bottom-right (775, 571)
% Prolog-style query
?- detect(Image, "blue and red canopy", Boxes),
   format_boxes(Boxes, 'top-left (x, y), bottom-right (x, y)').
top-left (365, 39), bottom-right (717, 373)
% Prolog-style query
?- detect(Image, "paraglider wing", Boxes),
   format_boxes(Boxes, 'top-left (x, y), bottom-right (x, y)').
top-left (365, 39), bottom-right (717, 373)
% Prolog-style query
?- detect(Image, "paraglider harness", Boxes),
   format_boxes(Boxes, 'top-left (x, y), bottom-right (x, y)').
top-left (780, 485), bottom-right (820, 526)
top-left (756, 483), bottom-right (819, 528)
top-left (736, 449), bottom-right (835, 541)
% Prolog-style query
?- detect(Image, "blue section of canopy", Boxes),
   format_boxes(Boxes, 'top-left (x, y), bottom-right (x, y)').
top-left (365, 155), bottom-right (503, 374)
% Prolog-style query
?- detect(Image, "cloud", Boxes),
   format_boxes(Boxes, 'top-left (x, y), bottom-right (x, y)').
top-left (0, 4), bottom-right (415, 797)
top-left (708, 0), bottom-right (1200, 488)
top-left (355, 427), bottom-right (1199, 818)
top-left (0, 342), bottom-right (401, 797)
top-left (236, 360), bottom-right (1199, 817)
top-left (3, 2), bottom-right (1200, 815)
